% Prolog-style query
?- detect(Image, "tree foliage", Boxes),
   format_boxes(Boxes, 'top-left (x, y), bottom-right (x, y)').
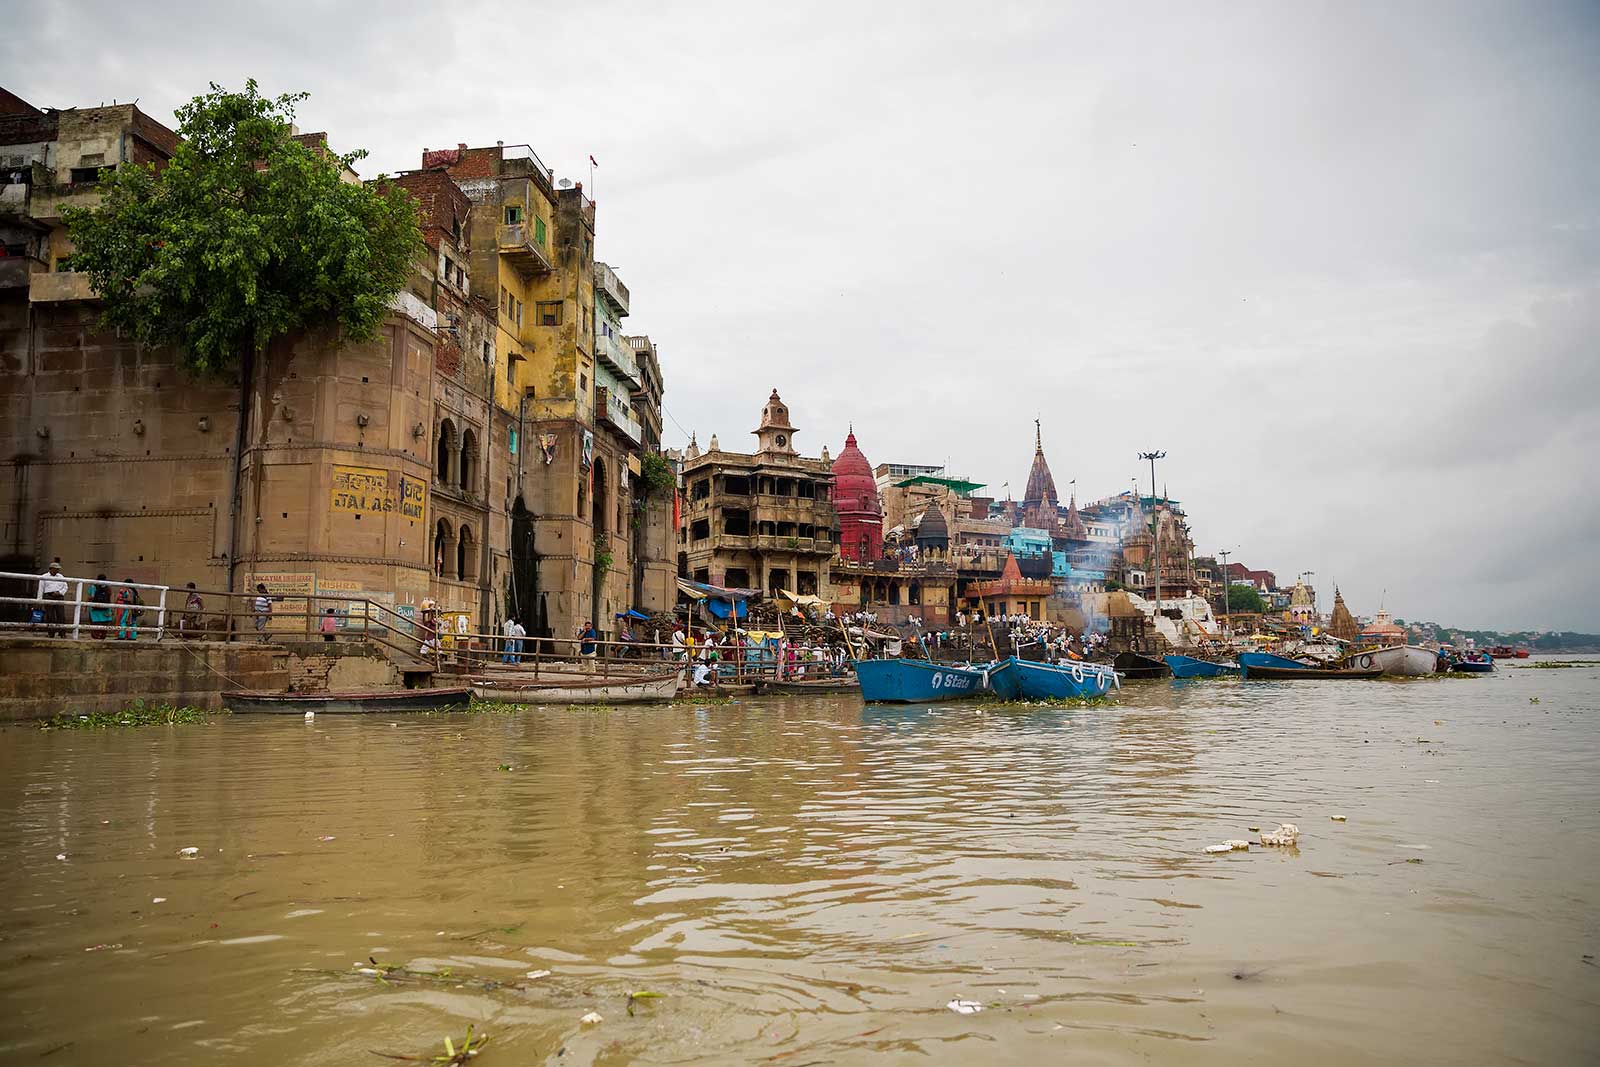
top-left (1225, 583), bottom-right (1267, 614)
top-left (63, 80), bottom-right (421, 376)
top-left (636, 453), bottom-right (677, 500)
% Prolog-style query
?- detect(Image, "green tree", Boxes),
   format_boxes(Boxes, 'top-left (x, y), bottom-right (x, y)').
top-left (62, 80), bottom-right (421, 376)
top-left (1225, 583), bottom-right (1266, 614)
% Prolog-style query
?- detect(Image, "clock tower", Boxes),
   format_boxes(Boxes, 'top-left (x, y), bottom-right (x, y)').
top-left (753, 388), bottom-right (798, 455)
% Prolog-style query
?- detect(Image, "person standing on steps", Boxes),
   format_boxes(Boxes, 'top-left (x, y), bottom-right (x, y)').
top-left (579, 620), bottom-right (599, 673)
top-left (36, 558), bottom-right (67, 636)
top-left (252, 584), bottom-right (274, 643)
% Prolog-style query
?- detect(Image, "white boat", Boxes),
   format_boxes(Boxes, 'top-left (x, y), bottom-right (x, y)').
top-left (471, 670), bottom-right (684, 704)
top-left (1344, 645), bottom-right (1437, 677)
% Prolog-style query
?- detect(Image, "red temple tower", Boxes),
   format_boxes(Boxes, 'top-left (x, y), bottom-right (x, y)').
top-left (831, 427), bottom-right (883, 562)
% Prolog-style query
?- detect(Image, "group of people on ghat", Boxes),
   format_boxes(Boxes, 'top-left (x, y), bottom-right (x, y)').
top-left (28, 558), bottom-right (265, 642)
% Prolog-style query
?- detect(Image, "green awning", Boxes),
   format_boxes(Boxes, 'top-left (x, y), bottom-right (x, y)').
top-left (893, 475), bottom-right (986, 493)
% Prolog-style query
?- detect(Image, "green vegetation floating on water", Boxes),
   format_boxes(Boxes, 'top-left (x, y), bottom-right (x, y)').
top-left (371, 1023), bottom-right (488, 1064)
top-left (1518, 661), bottom-right (1594, 670)
top-left (40, 701), bottom-right (219, 730)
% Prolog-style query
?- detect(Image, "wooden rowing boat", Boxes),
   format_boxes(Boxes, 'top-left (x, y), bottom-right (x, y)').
top-left (763, 677), bottom-right (859, 694)
top-left (1241, 664), bottom-right (1384, 680)
top-left (227, 687), bottom-right (471, 714)
top-left (471, 670), bottom-right (683, 704)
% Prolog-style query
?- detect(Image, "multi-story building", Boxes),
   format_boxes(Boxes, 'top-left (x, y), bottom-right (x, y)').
top-left (678, 390), bottom-right (839, 597)
top-left (0, 94), bottom-right (477, 633)
top-left (427, 141), bottom-right (642, 641)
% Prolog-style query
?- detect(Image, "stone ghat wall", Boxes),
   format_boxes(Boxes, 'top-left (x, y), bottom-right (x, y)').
top-left (0, 639), bottom-right (289, 722)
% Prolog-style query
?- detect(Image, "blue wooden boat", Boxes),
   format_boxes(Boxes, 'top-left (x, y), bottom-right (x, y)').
top-left (1164, 654), bottom-right (1239, 678)
top-left (1449, 656), bottom-right (1494, 674)
top-left (986, 657), bottom-right (1023, 700)
top-left (1009, 656), bottom-right (1117, 700)
top-left (1238, 651), bottom-right (1311, 672)
top-left (853, 658), bottom-right (989, 703)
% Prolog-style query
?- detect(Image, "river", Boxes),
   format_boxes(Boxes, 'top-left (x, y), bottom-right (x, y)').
top-left (2, 661), bottom-right (1597, 1065)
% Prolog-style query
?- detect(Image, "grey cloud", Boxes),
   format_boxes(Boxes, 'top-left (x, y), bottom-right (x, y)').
top-left (7, 0), bottom-right (1599, 628)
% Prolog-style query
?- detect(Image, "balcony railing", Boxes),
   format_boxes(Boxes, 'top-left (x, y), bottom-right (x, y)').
top-left (496, 222), bottom-right (553, 276)
top-left (29, 271), bottom-right (96, 302)
top-left (594, 262), bottom-right (630, 315)
top-left (595, 331), bottom-right (641, 386)
top-left (598, 388), bottom-right (642, 445)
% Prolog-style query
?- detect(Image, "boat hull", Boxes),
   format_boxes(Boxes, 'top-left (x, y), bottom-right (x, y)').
top-left (472, 671), bottom-right (683, 704)
top-left (853, 659), bottom-right (988, 703)
top-left (1011, 657), bottom-right (1117, 700)
top-left (1349, 645), bottom-right (1438, 677)
top-left (1449, 660), bottom-right (1495, 674)
top-left (1164, 655), bottom-right (1239, 678)
top-left (1242, 664), bottom-right (1384, 680)
top-left (764, 678), bottom-right (858, 694)
top-left (1112, 652), bottom-right (1172, 680)
top-left (227, 687), bottom-right (471, 714)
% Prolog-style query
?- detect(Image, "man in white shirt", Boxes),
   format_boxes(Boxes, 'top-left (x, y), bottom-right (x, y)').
top-left (37, 558), bottom-right (68, 636)
top-left (502, 617), bottom-right (520, 664)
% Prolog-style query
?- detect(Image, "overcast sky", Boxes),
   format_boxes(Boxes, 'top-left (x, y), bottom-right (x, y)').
top-left (7, 1), bottom-right (1598, 630)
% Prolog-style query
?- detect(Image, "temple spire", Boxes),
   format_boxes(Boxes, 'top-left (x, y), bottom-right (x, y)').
top-left (1034, 417), bottom-right (1042, 453)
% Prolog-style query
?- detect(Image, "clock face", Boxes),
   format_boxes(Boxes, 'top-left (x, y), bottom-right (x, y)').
top-left (775, 434), bottom-right (787, 447)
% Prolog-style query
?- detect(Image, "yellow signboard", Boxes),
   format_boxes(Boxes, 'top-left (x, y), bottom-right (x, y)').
top-left (250, 571), bottom-right (315, 633)
top-left (331, 465), bottom-right (426, 523)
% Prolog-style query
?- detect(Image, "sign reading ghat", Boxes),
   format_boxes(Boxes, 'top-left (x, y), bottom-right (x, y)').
top-left (331, 465), bottom-right (426, 523)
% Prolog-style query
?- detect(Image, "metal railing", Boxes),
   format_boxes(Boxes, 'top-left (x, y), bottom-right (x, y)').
top-left (0, 570), bottom-right (446, 669)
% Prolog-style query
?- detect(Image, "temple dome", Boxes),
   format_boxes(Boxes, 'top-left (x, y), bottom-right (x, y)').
top-left (832, 428), bottom-right (882, 562)
top-left (915, 500), bottom-right (949, 548)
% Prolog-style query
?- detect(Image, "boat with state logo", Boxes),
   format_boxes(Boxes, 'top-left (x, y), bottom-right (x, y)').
top-left (853, 658), bottom-right (990, 703)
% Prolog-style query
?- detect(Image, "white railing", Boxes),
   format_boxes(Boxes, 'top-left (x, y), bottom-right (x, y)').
top-left (0, 570), bottom-right (170, 640)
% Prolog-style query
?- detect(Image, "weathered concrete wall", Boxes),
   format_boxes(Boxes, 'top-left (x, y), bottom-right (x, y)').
top-left (0, 638), bottom-right (288, 722)
top-left (279, 640), bottom-right (399, 692)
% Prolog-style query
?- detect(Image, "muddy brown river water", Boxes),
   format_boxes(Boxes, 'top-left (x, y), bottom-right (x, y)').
top-left (2, 662), bottom-right (1597, 1065)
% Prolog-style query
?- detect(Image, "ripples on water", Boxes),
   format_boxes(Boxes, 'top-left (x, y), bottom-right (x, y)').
top-left (1, 663), bottom-right (1597, 1064)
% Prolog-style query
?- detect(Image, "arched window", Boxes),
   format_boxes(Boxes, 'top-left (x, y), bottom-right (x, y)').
top-left (436, 418), bottom-right (457, 485)
top-left (458, 524), bottom-right (477, 582)
top-left (459, 428), bottom-right (478, 490)
top-left (591, 456), bottom-right (609, 537)
top-left (434, 518), bottom-right (455, 578)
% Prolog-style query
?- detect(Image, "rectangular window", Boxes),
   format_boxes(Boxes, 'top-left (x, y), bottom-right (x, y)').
top-left (537, 301), bottom-right (562, 326)
top-left (504, 205), bottom-right (523, 225)
top-left (69, 166), bottom-right (101, 184)
top-left (509, 428), bottom-right (518, 455)
top-left (534, 217), bottom-right (546, 245)
top-left (506, 355), bottom-right (515, 383)
top-left (578, 373), bottom-right (587, 393)
top-left (501, 287), bottom-right (509, 314)
top-left (515, 299), bottom-right (523, 327)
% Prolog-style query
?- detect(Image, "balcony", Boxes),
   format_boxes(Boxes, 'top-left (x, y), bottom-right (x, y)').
top-left (496, 222), bottom-right (553, 276)
top-left (29, 271), bottom-right (96, 303)
top-left (594, 262), bottom-right (629, 315)
top-left (595, 331), bottom-right (641, 387)
top-left (598, 387), bottom-right (642, 445)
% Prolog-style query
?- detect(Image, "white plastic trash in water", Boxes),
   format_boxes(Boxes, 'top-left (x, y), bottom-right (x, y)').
top-left (1259, 823), bottom-right (1300, 846)
top-left (947, 999), bottom-right (984, 1015)
top-left (178, 846), bottom-right (200, 857)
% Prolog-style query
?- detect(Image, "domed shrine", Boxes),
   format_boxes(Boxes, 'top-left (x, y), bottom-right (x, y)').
top-left (832, 427), bottom-right (883, 562)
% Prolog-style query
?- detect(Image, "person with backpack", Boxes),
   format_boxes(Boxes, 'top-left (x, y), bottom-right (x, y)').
top-left (87, 574), bottom-right (114, 639)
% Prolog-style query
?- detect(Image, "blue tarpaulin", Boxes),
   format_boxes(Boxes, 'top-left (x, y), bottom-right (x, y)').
top-left (614, 608), bottom-right (650, 620)
top-left (705, 598), bottom-right (748, 619)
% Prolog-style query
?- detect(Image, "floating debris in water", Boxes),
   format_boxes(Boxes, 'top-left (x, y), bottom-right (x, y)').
top-left (946, 999), bottom-right (983, 1015)
top-left (1259, 823), bottom-right (1300, 847)
top-left (1226, 840), bottom-right (1251, 850)
top-left (580, 1011), bottom-right (604, 1025)
top-left (178, 847), bottom-right (200, 857)
top-left (1331, 815), bottom-right (1347, 822)
top-left (1204, 844), bottom-right (1233, 854)
top-left (526, 969), bottom-right (552, 980)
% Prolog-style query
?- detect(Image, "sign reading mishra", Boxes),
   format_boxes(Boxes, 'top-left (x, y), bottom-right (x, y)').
top-left (331, 465), bottom-right (426, 522)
